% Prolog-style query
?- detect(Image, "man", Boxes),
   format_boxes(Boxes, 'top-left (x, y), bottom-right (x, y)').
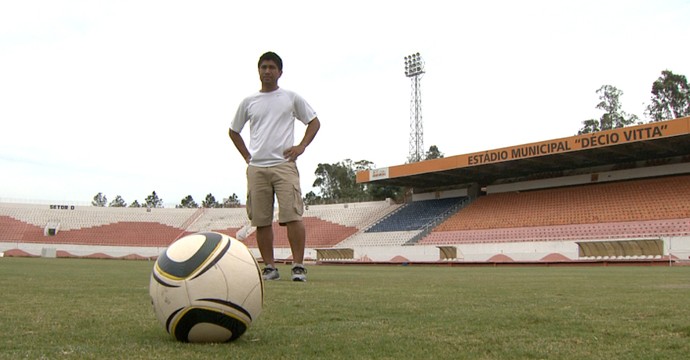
top-left (229, 51), bottom-right (320, 282)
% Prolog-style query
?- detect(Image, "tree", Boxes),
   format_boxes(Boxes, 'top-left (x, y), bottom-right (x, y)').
top-left (425, 145), bottom-right (444, 160)
top-left (313, 163), bottom-right (344, 201)
top-left (222, 194), bottom-right (241, 208)
top-left (91, 192), bottom-right (107, 207)
top-left (367, 183), bottom-right (402, 202)
top-left (109, 195), bottom-right (127, 207)
top-left (177, 195), bottom-right (198, 208)
top-left (579, 85), bottom-right (638, 134)
top-left (578, 119), bottom-right (602, 134)
top-left (645, 70), bottom-right (690, 122)
top-left (311, 159), bottom-right (402, 203)
top-left (129, 200), bottom-right (142, 208)
top-left (144, 191), bottom-right (164, 208)
top-left (311, 159), bottom-right (404, 204)
top-left (313, 159), bottom-right (368, 202)
top-left (303, 191), bottom-right (322, 205)
top-left (202, 193), bottom-right (219, 208)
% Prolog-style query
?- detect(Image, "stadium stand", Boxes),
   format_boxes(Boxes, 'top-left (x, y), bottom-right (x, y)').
top-left (238, 201), bottom-right (400, 249)
top-left (366, 197), bottom-right (468, 232)
top-left (185, 207), bottom-right (248, 234)
top-left (2, 176), bottom-right (689, 262)
top-left (0, 200), bottom-right (402, 258)
top-left (0, 203), bottom-right (197, 230)
top-left (419, 176), bottom-right (690, 245)
top-left (0, 204), bottom-right (198, 247)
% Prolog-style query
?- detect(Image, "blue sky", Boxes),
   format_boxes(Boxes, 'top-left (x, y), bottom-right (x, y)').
top-left (1, 0), bottom-right (688, 206)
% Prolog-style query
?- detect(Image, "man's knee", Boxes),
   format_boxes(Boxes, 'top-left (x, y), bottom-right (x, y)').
top-left (284, 220), bottom-right (303, 228)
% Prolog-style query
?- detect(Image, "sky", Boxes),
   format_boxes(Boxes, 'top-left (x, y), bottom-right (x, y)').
top-left (1, 0), bottom-right (689, 207)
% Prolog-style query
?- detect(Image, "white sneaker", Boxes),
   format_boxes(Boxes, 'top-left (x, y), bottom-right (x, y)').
top-left (262, 267), bottom-right (280, 280)
top-left (291, 265), bottom-right (307, 282)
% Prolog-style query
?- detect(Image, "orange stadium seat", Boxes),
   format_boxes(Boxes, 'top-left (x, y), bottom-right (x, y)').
top-left (419, 175), bottom-right (690, 245)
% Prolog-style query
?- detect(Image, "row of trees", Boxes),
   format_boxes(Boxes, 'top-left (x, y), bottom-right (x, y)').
top-left (91, 145), bottom-right (444, 208)
top-left (91, 191), bottom-right (242, 208)
top-left (579, 70), bottom-right (690, 134)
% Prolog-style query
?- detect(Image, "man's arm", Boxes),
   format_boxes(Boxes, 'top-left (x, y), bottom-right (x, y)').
top-left (229, 129), bottom-right (251, 164)
top-left (284, 117), bottom-right (320, 162)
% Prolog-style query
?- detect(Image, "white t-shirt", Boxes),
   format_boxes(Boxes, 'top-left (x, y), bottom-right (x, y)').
top-left (231, 88), bottom-right (317, 167)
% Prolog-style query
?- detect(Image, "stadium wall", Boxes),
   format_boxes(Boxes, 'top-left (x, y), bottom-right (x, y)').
top-left (307, 236), bottom-right (690, 264)
top-left (3, 236), bottom-right (689, 264)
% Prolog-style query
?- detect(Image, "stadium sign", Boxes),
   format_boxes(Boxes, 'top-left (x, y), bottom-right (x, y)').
top-left (50, 205), bottom-right (75, 210)
top-left (356, 116), bottom-right (690, 184)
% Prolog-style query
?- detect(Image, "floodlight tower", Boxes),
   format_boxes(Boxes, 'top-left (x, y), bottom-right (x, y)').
top-left (404, 52), bottom-right (425, 163)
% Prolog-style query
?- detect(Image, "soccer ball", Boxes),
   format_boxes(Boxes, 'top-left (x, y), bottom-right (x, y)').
top-left (149, 232), bottom-right (263, 343)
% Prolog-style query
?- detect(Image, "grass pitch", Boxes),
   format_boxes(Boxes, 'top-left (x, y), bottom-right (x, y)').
top-left (1, 258), bottom-right (689, 359)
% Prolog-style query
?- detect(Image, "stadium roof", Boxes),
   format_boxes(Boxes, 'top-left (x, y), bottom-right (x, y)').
top-left (356, 117), bottom-right (690, 190)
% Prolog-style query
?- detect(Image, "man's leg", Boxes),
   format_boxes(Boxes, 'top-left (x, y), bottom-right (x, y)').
top-left (247, 165), bottom-right (279, 280)
top-left (273, 162), bottom-right (307, 281)
top-left (287, 220), bottom-right (307, 281)
top-left (285, 220), bottom-right (305, 265)
top-left (255, 225), bottom-right (275, 266)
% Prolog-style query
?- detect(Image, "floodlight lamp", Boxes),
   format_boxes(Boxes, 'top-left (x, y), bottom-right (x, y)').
top-left (404, 52), bottom-right (425, 77)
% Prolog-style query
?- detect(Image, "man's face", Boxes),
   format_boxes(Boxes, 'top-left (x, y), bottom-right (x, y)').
top-left (259, 60), bottom-right (282, 86)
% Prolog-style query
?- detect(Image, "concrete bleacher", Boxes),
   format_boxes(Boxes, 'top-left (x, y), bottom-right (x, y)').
top-left (239, 217), bottom-right (358, 249)
top-left (0, 203), bottom-right (197, 230)
top-left (323, 197), bottom-right (468, 248)
top-left (238, 201), bottom-right (400, 249)
top-left (0, 203), bottom-right (197, 246)
top-left (419, 219), bottom-right (690, 245)
top-left (305, 201), bottom-right (400, 228)
top-left (449, 175), bottom-right (688, 230)
top-left (420, 176), bottom-right (690, 245)
top-left (0, 200), bottom-right (400, 252)
top-left (336, 230), bottom-right (422, 247)
top-left (366, 197), bottom-right (468, 232)
top-left (185, 207), bottom-right (248, 233)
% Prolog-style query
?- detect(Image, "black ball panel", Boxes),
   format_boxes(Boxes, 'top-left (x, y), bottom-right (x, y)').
top-left (171, 307), bottom-right (248, 343)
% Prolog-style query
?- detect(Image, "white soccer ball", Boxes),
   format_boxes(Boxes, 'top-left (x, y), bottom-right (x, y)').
top-left (149, 232), bottom-right (263, 343)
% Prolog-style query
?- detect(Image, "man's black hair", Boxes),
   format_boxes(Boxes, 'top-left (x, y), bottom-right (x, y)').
top-left (258, 51), bottom-right (283, 71)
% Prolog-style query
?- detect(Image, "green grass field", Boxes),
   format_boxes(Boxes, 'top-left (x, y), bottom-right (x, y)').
top-left (1, 258), bottom-right (689, 359)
